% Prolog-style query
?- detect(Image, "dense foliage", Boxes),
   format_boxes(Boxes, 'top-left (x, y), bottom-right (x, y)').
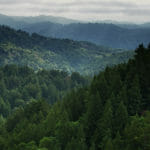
top-left (0, 65), bottom-right (87, 117)
top-left (0, 25), bottom-right (133, 74)
top-left (0, 44), bottom-right (149, 150)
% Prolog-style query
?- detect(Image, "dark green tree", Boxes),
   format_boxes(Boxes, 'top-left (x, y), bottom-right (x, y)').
top-left (114, 101), bottom-right (128, 134)
top-left (127, 75), bottom-right (142, 115)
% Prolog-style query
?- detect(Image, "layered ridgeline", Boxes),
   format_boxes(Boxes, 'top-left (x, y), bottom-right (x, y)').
top-left (22, 22), bottom-right (150, 50)
top-left (0, 25), bottom-right (133, 74)
top-left (1, 14), bottom-right (150, 49)
top-left (0, 45), bottom-right (150, 150)
top-left (0, 14), bottom-right (79, 29)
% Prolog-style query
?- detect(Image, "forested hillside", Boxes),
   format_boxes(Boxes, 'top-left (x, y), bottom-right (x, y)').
top-left (0, 65), bottom-right (88, 118)
top-left (0, 25), bottom-right (133, 74)
top-left (0, 44), bottom-right (149, 150)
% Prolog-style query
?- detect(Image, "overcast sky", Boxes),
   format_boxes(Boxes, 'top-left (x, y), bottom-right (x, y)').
top-left (0, 0), bottom-right (150, 23)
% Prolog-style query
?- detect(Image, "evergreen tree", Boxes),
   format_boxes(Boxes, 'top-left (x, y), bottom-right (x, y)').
top-left (39, 137), bottom-right (60, 150)
top-left (127, 75), bottom-right (142, 115)
top-left (93, 99), bottom-right (113, 149)
top-left (113, 132), bottom-right (123, 150)
top-left (85, 92), bottom-right (102, 145)
top-left (104, 138), bottom-right (113, 150)
top-left (0, 97), bottom-right (10, 117)
top-left (89, 143), bottom-right (96, 150)
top-left (65, 138), bottom-right (87, 150)
top-left (114, 101), bottom-right (128, 134)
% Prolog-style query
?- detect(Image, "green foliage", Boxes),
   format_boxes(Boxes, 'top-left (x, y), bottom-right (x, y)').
top-left (16, 141), bottom-right (38, 150)
top-left (0, 65), bottom-right (87, 117)
top-left (39, 137), bottom-right (60, 150)
top-left (114, 101), bottom-right (128, 134)
top-left (127, 75), bottom-right (142, 115)
top-left (124, 112), bottom-right (150, 150)
top-left (0, 44), bottom-right (149, 150)
top-left (113, 132), bottom-right (123, 150)
top-left (65, 138), bottom-right (87, 150)
top-left (0, 25), bottom-right (133, 74)
top-left (104, 138), bottom-right (113, 150)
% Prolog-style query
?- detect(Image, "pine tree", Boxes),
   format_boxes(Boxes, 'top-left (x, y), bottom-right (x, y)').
top-left (93, 99), bottom-right (113, 149)
top-left (65, 138), bottom-right (87, 150)
top-left (85, 92), bottom-right (102, 145)
top-left (104, 138), bottom-right (113, 150)
top-left (114, 101), bottom-right (128, 134)
top-left (89, 143), bottom-right (95, 150)
top-left (113, 132), bottom-right (123, 150)
top-left (127, 75), bottom-right (142, 115)
top-left (0, 97), bottom-right (10, 117)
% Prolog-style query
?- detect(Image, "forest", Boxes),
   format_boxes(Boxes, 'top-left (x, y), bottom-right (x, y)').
top-left (0, 44), bottom-right (149, 150)
top-left (0, 25), bottom-right (133, 74)
top-left (0, 65), bottom-right (88, 118)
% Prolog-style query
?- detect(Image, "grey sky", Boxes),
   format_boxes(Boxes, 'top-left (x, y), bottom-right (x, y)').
top-left (0, 0), bottom-right (150, 23)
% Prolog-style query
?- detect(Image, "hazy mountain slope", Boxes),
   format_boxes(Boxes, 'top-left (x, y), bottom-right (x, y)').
top-left (23, 22), bottom-right (150, 49)
top-left (0, 14), bottom-right (150, 50)
top-left (0, 25), bottom-right (133, 74)
top-left (0, 14), bottom-right (79, 28)
top-left (0, 14), bottom-right (28, 29)
top-left (21, 21), bottom-right (63, 36)
top-left (140, 22), bottom-right (150, 28)
top-left (12, 15), bottom-right (79, 24)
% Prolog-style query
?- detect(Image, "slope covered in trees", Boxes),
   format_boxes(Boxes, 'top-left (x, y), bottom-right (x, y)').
top-left (0, 65), bottom-right (88, 118)
top-left (0, 25), bottom-right (133, 74)
top-left (0, 45), bottom-right (150, 150)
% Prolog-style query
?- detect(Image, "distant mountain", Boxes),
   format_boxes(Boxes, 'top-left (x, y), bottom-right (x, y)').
top-left (0, 14), bottom-right (28, 29)
top-left (21, 21), bottom-right (63, 35)
top-left (0, 25), bottom-right (133, 74)
top-left (22, 22), bottom-right (150, 49)
top-left (140, 22), bottom-right (150, 28)
top-left (12, 15), bottom-right (80, 24)
top-left (117, 22), bottom-right (150, 29)
top-left (0, 14), bottom-right (150, 49)
top-left (93, 20), bottom-right (150, 29)
top-left (0, 14), bottom-right (80, 28)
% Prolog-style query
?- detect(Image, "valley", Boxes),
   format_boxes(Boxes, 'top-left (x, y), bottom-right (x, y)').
top-left (0, 10), bottom-right (149, 150)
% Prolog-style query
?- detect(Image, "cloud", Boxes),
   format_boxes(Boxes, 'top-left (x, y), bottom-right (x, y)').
top-left (0, 0), bottom-right (149, 23)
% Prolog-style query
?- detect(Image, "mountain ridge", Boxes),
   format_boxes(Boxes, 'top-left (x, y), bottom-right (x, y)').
top-left (22, 22), bottom-right (150, 49)
top-left (0, 25), bottom-right (133, 74)
top-left (0, 14), bottom-right (150, 49)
